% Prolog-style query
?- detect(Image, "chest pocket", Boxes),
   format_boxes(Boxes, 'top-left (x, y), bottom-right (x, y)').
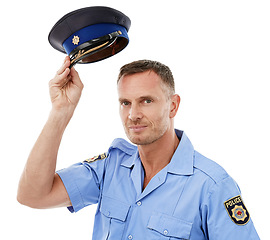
top-left (147, 212), bottom-right (193, 240)
top-left (99, 195), bottom-right (130, 239)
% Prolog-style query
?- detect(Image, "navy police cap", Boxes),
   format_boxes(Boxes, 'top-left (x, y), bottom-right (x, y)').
top-left (48, 6), bottom-right (131, 67)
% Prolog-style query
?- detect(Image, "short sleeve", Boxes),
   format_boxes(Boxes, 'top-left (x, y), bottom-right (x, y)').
top-left (201, 176), bottom-right (260, 239)
top-left (56, 156), bottom-right (107, 213)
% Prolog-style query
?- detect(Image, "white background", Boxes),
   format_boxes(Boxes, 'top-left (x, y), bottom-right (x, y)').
top-left (0, 0), bottom-right (269, 239)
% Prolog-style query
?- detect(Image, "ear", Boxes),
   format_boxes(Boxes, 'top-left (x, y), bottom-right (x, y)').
top-left (169, 94), bottom-right (181, 118)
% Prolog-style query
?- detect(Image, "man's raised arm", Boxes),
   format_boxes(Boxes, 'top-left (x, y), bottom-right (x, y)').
top-left (17, 57), bottom-right (84, 209)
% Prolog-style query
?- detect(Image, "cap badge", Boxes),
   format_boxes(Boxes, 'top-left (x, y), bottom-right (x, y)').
top-left (72, 35), bottom-right (80, 45)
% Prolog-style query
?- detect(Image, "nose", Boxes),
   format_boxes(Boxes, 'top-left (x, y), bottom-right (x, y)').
top-left (128, 104), bottom-right (143, 121)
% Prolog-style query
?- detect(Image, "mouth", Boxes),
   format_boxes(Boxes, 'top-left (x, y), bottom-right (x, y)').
top-left (128, 125), bottom-right (147, 133)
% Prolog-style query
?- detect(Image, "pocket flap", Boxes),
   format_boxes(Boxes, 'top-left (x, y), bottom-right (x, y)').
top-left (100, 195), bottom-right (130, 222)
top-left (147, 212), bottom-right (192, 239)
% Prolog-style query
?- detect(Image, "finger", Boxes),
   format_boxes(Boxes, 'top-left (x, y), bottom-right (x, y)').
top-left (56, 56), bottom-right (70, 76)
top-left (70, 67), bottom-right (84, 89)
top-left (58, 68), bottom-right (70, 83)
top-left (51, 68), bottom-right (70, 87)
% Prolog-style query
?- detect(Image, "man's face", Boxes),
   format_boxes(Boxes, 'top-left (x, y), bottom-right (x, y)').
top-left (117, 71), bottom-right (172, 145)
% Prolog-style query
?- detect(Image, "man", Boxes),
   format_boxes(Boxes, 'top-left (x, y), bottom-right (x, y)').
top-left (17, 57), bottom-right (260, 239)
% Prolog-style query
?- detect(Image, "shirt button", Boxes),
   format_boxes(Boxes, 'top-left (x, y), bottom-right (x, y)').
top-left (128, 235), bottom-right (133, 239)
top-left (163, 229), bottom-right (168, 235)
top-left (137, 201), bottom-right (142, 206)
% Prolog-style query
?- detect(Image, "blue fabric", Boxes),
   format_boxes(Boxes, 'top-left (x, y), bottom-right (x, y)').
top-left (62, 23), bottom-right (129, 55)
top-left (57, 130), bottom-right (260, 239)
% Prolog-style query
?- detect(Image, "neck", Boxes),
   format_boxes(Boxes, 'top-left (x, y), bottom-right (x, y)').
top-left (138, 127), bottom-right (180, 189)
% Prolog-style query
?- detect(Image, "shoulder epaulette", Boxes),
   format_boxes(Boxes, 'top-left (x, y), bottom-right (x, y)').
top-left (193, 151), bottom-right (229, 183)
top-left (109, 138), bottom-right (137, 156)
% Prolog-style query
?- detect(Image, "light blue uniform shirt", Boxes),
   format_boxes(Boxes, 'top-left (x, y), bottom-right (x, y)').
top-left (57, 130), bottom-right (260, 239)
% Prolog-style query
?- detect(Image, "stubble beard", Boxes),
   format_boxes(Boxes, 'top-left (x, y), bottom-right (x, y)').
top-left (124, 120), bottom-right (168, 146)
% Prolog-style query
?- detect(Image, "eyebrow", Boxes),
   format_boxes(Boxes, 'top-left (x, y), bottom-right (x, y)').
top-left (118, 95), bottom-right (159, 103)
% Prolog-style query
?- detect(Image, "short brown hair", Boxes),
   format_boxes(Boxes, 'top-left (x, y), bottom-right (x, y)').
top-left (117, 60), bottom-right (175, 96)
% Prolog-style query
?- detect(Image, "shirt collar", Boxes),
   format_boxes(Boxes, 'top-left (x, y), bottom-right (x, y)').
top-left (120, 129), bottom-right (195, 176)
top-left (167, 129), bottom-right (194, 175)
top-left (121, 149), bottom-right (139, 168)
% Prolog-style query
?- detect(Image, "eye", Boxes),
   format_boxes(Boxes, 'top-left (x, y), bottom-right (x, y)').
top-left (143, 99), bottom-right (153, 104)
top-left (121, 101), bottom-right (130, 106)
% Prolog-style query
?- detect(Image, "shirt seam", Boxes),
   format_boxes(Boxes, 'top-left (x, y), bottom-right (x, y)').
top-left (200, 175), bottom-right (236, 239)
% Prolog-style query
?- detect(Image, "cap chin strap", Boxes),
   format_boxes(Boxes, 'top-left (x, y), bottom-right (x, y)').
top-left (69, 30), bottom-right (122, 68)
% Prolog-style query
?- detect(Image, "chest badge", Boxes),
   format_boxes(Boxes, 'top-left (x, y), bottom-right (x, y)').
top-left (224, 195), bottom-right (250, 225)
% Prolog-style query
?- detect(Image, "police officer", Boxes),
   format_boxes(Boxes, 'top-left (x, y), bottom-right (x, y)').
top-left (17, 56), bottom-right (260, 239)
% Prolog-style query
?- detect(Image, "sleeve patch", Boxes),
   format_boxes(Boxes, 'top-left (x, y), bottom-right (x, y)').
top-left (84, 152), bottom-right (108, 163)
top-left (224, 195), bottom-right (250, 225)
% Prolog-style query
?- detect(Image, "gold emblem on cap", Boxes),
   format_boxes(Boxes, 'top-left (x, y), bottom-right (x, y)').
top-left (72, 35), bottom-right (80, 45)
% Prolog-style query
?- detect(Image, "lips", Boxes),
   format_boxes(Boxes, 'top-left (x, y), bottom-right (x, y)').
top-left (128, 125), bottom-right (147, 132)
